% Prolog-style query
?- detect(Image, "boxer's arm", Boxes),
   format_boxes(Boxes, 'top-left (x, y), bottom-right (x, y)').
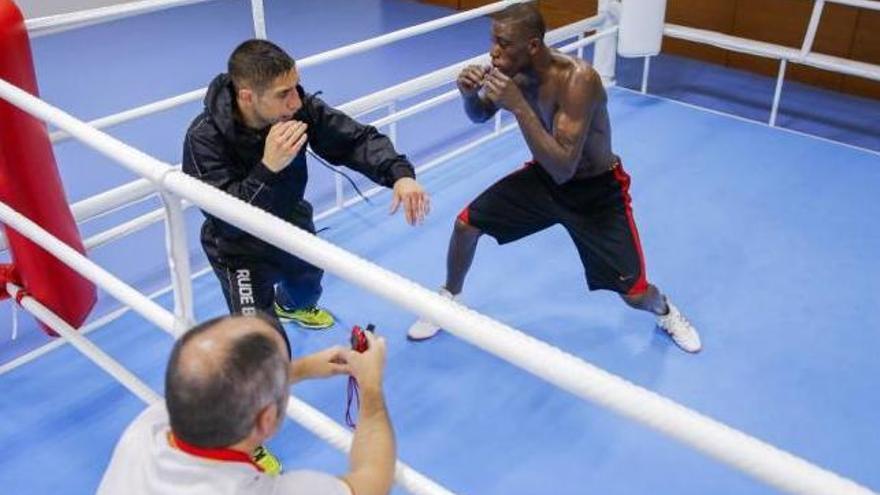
top-left (463, 93), bottom-right (498, 123)
top-left (512, 69), bottom-right (598, 184)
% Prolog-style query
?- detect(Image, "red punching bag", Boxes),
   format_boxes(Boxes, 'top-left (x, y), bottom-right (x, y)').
top-left (0, 0), bottom-right (96, 334)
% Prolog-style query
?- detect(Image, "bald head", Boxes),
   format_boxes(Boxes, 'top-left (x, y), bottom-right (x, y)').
top-left (165, 314), bottom-right (290, 448)
top-left (175, 316), bottom-right (288, 377)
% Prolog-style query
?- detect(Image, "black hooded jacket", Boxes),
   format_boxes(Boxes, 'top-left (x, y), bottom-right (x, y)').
top-left (182, 74), bottom-right (415, 259)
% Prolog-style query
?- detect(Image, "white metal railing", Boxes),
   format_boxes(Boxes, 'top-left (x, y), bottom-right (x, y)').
top-left (6, 281), bottom-right (163, 404)
top-left (825, 0), bottom-right (880, 10)
top-left (295, 0), bottom-right (530, 69)
top-left (2, 48), bottom-right (877, 495)
top-left (249, 0), bottom-right (266, 39)
top-left (0, 266), bottom-right (213, 377)
top-left (0, 175), bottom-right (157, 252)
top-left (48, 89), bottom-right (205, 144)
top-left (646, 0), bottom-right (880, 126)
top-left (25, 0), bottom-right (221, 38)
top-left (662, 24), bottom-right (880, 81)
top-left (0, 201), bottom-right (179, 332)
top-left (159, 192), bottom-right (194, 326)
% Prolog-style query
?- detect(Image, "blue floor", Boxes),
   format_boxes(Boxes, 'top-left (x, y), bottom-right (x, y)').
top-left (1, 0), bottom-right (880, 493)
top-left (614, 53), bottom-right (880, 152)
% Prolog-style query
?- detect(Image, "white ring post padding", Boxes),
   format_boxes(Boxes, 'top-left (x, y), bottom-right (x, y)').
top-left (0, 201), bottom-right (179, 334)
top-left (617, 0), bottom-right (666, 58)
top-left (3, 34), bottom-right (877, 495)
top-left (6, 282), bottom-right (164, 405)
top-left (24, 0), bottom-right (217, 38)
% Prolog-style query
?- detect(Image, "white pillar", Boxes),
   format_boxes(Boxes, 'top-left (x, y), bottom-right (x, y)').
top-left (160, 192), bottom-right (195, 331)
top-left (250, 0), bottom-right (266, 39)
top-left (593, 0), bottom-right (619, 86)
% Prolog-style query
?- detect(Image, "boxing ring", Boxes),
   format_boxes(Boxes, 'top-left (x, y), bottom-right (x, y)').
top-left (1, 0), bottom-right (879, 493)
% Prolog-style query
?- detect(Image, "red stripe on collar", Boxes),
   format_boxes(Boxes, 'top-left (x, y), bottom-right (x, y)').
top-left (168, 432), bottom-right (263, 472)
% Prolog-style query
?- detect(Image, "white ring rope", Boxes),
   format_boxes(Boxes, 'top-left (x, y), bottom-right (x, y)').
top-left (1, 74), bottom-right (876, 495)
top-left (0, 266), bottom-right (213, 377)
top-left (298, 0), bottom-right (530, 69)
top-left (0, 201), bottom-right (179, 333)
top-left (6, 282), bottom-right (163, 405)
top-left (24, 0), bottom-right (218, 38)
top-left (0, 170), bottom-right (165, 254)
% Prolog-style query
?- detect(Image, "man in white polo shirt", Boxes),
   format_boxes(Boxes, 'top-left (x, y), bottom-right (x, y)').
top-left (98, 314), bottom-right (395, 495)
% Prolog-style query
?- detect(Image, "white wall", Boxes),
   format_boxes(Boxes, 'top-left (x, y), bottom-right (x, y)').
top-left (15, 0), bottom-right (146, 19)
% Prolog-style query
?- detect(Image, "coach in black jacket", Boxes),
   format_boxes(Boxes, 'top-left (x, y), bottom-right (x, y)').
top-left (183, 39), bottom-right (429, 329)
